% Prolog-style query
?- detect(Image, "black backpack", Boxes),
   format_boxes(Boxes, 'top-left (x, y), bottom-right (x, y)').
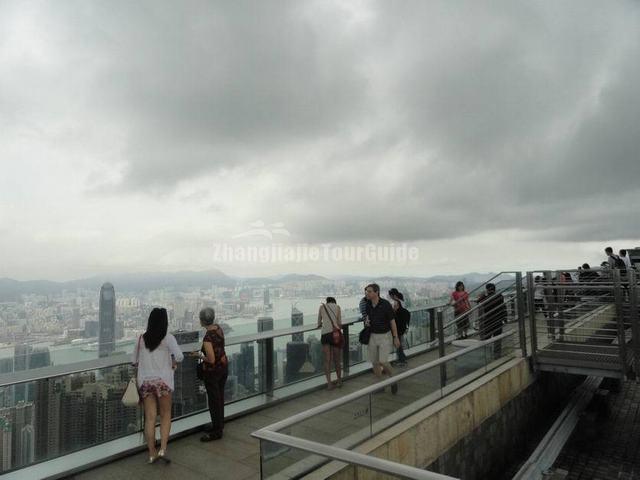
top-left (611, 255), bottom-right (627, 270)
top-left (396, 307), bottom-right (411, 336)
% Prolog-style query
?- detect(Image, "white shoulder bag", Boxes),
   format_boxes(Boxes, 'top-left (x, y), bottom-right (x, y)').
top-left (122, 336), bottom-right (142, 407)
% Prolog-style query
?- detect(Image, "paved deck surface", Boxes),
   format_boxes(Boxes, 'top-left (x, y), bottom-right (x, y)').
top-left (66, 344), bottom-right (462, 480)
top-left (553, 379), bottom-right (640, 480)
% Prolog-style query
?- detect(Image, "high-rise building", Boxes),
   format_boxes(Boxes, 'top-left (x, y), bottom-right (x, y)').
top-left (239, 343), bottom-right (255, 393)
top-left (83, 320), bottom-right (99, 338)
top-left (71, 308), bottom-right (81, 329)
top-left (13, 345), bottom-right (31, 372)
top-left (35, 379), bottom-right (62, 460)
top-left (308, 335), bottom-right (323, 373)
top-left (115, 321), bottom-right (124, 340)
top-left (257, 317), bottom-right (273, 392)
top-left (98, 283), bottom-right (116, 358)
top-left (0, 417), bottom-right (11, 472)
top-left (0, 401), bottom-right (35, 469)
top-left (0, 358), bottom-right (13, 375)
top-left (61, 391), bottom-right (88, 453)
top-left (291, 307), bottom-right (304, 342)
top-left (12, 346), bottom-right (50, 403)
top-left (171, 331), bottom-right (201, 417)
top-left (285, 342), bottom-right (310, 384)
top-left (263, 288), bottom-right (270, 307)
top-left (28, 348), bottom-right (50, 370)
top-left (257, 316), bottom-right (274, 333)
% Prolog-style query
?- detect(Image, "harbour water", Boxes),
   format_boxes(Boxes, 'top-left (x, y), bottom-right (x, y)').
top-left (0, 295), bottom-right (366, 368)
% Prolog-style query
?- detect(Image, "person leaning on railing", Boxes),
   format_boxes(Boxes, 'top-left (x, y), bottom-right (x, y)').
top-left (476, 284), bottom-right (507, 359)
top-left (197, 307), bottom-right (229, 442)
top-left (317, 297), bottom-right (343, 390)
top-left (449, 281), bottom-right (471, 339)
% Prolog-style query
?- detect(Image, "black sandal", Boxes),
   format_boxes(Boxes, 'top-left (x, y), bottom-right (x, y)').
top-left (200, 432), bottom-right (222, 442)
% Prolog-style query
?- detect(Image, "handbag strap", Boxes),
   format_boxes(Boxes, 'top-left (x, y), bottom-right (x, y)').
top-left (135, 335), bottom-right (142, 364)
top-left (322, 304), bottom-right (340, 330)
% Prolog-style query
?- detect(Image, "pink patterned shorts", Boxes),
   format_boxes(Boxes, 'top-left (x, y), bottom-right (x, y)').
top-left (139, 379), bottom-right (172, 399)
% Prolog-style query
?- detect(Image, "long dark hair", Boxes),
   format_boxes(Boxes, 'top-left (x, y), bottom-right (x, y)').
top-left (143, 308), bottom-right (168, 352)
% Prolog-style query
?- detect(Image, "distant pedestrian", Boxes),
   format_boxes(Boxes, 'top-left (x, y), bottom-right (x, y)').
top-left (533, 276), bottom-right (546, 318)
top-left (605, 246), bottom-right (626, 271)
top-left (388, 288), bottom-right (410, 367)
top-left (365, 283), bottom-right (401, 394)
top-left (198, 307), bottom-right (228, 442)
top-left (620, 249), bottom-right (633, 270)
top-left (317, 297), bottom-right (343, 390)
top-left (578, 263), bottom-right (600, 283)
top-left (476, 284), bottom-right (507, 358)
top-left (133, 308), bottom-right (184, 464)
top-left (449, 281), bottom-right (471, 339)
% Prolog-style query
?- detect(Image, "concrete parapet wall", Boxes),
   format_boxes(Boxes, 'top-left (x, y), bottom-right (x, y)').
top-left (306, 357), bottom-right (534, 480)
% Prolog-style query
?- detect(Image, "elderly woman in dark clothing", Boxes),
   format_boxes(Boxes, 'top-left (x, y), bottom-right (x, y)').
top-left (198, 307), bottom-right (228, 441)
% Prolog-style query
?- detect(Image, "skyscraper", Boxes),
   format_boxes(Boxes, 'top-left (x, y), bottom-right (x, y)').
top-left (0, 401), bottom-right (35, 469)
top-left (83, 320), bottom-right (99, 338)
top-left (0, 418), bottom-right (11, 472)
top-left (257, 317), bottom-right (273, 393)
top-left (171, 330), bottom-right (201, 416)
top-left (98, 283), bottom-right (116, 358)
top-left (291, 307), bottom-right (304, 342)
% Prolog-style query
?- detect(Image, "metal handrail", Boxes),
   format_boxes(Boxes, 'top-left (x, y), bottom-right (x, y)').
top-left (256, 430), bottom-right (458, 480)
top-left (253, 330), bottom-right (516, 434)
top-left (252, 331), bottom-right (517, 479)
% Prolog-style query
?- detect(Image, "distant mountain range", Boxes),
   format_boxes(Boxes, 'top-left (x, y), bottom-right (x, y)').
top-left (332, 272), bottom-right (504, 284)
top-left (0, 270), bottom-right (503, 301)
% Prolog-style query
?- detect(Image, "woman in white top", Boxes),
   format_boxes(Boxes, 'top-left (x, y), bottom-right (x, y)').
top-left (317, 297), bottom-right (343, 390)
top-left (132, 307), bottom-right (184, 464)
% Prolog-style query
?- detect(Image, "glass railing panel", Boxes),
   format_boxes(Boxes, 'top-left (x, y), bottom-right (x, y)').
top-left (0, 363), bottom-right (142, 475)
top-left (346, 327), bottom-right (368, 368)
top-left (222, 340), bottom-right (262, 404)
top-left (272, 329), bottom-right (326, 389)
top-left (405, 307), bottom-right (430, 348)
top-left (259, 438), bottom-right (328, 480)
top-left (369, 367), bottom-right (442, 437)
top-left (281, 393), bottom-right (372, 449)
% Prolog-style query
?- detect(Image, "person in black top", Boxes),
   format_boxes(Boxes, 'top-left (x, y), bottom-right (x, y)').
top-left (198, 307), bottom-right (228, 442)
top-left (365, 283), bottom-right (401, 394)
top-left (389, 288), bottom-right (410, 366)
top-left (476, 283), bottom-right (507, 359)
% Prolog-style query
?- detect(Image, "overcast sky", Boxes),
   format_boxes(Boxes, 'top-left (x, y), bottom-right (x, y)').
top-left (1, 1), bottom-right (639, 281)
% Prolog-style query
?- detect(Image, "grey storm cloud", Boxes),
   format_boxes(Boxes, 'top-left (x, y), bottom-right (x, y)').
top-left (2, 0), bottom-right (639, 246)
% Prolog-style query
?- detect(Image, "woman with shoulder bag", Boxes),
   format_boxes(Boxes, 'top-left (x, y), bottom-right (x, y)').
top-left (132, 307), bottom-right (183, 464)
top-left (198, 307), bottom-right (228, 441)
top-left (317, 297), bottom-right (343, 390)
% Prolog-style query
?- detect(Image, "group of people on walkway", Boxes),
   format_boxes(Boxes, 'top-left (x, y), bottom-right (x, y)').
top-left (449, 281), bottom-right (507, 345)
top-left (131, 307), bottom-right (228, 464)
top-left (131, 278), bottom-right (514, 465)
top-left (317, 283), bottom-right (411, 393)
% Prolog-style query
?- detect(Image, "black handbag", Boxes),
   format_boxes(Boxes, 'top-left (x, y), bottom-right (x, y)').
top-left (359, 326), bottom-right (371, 345)
top-left (196, 360), bottom-right (204, 381)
